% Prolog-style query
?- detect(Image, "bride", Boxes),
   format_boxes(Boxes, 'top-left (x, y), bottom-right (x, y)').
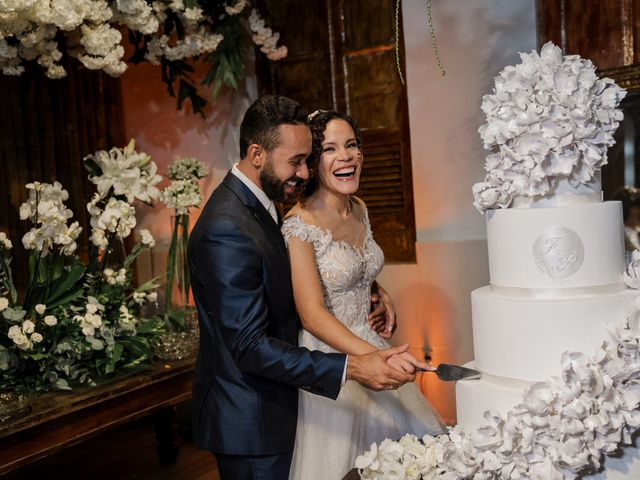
top-left (282, 110), bottom-right (446, 479)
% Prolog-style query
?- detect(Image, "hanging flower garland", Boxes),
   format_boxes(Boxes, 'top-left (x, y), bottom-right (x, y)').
top-left (0, 0), bottom-right (287, 115)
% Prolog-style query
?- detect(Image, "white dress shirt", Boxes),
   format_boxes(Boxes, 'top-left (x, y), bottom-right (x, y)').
top-left (231, 164), bottom-right (278, 223)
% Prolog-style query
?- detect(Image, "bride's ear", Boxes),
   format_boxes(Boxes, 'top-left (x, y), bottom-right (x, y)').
top-left (247, 144), bottom-right (265, 168)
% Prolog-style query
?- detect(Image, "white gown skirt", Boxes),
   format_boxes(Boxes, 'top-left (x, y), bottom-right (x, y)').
top-left (288, 337), bottom-right (446, 479)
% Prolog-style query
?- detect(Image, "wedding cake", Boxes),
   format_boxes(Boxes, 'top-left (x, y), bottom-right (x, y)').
top-left (454, 43), bottom-right (640, 479)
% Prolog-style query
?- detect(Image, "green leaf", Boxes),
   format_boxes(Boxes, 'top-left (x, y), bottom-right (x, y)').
top-left (46, 289), bottom-right (84, 310)
top-left (136, 317), bottom-right (165, 335)
top-left (3, 307), bottom-right (26, 322)
top-left (120, 337), bottom-right (150, 357)
top-left (45, 263), bottom-right (86, 304)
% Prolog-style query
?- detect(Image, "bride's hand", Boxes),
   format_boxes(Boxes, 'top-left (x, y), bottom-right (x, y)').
top-left (387, 352), bottom-right (430, 374)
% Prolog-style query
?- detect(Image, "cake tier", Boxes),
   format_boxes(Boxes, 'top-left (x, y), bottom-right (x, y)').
top-left (486, 201), bottom-right (625, 292)
top-left (456, 370), bottom-right (640, 479)
top-left (456, 365), bottom-right (528, 432)
top-left (472, 286), bottom-right (637, 381)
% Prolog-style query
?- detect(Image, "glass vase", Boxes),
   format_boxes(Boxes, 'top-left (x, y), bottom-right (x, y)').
top-left (164, 214), bottom-right (191, 312)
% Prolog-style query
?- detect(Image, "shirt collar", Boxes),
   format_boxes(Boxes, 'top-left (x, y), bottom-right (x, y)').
top-left (231, 164), bottom-right (277, 223)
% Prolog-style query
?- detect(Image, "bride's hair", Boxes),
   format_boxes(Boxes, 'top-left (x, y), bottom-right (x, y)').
top-left (303, 110), bottom-right (363, 198)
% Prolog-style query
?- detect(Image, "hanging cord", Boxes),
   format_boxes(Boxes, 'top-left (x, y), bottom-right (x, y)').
top-left (394, 0), bottom-right (405, 84)
top-left (394, 0), bottom-right (446, 84)
top-left (427, 0), bottom-right (446, 76)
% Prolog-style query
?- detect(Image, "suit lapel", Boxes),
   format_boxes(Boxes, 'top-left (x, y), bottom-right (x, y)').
top-left (222, 172), bottom-right (289, 264)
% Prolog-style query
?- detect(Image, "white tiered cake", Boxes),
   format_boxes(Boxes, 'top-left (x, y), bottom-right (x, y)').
top-left (355, 43), bottom-right (640, 480)
top-left (456, 42), bottom-right (640, 478)
top-left (456, 196), bottom-right (637, 433)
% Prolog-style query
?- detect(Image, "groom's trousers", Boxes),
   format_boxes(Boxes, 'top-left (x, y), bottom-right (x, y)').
top-left (214, 451), bottom-right (293, 480)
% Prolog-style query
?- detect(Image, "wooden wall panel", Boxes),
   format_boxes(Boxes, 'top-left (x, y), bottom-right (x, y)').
top-left (258, 0), bottom-right (416, 262)
top-left (536, 0), bottom-right (640, 197)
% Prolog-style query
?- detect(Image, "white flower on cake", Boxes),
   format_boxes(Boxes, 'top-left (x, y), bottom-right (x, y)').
top-left (359, 308), bottom-right (640, 479)
top-left (473, 42), bottom-right (626, 213)
top-left (623, 249), bottom-right (640, 288)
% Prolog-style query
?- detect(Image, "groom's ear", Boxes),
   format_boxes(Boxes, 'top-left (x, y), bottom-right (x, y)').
top-left (247, 144), bottom-right (265, 168)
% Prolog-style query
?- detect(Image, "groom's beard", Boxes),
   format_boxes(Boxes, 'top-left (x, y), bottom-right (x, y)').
top-left (260, 157), bottom-right (302, 202)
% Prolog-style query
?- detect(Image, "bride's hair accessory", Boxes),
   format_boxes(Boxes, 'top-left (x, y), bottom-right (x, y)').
top-left (307, 109), bottom-right (328, 122)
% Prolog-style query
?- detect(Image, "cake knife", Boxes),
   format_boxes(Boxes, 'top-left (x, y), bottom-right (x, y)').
top-left (416, 364), bottom-right (481, 381)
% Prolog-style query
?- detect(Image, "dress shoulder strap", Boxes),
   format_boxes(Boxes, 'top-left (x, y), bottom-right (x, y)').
top-left (281, 215), bottom-right (331, 253)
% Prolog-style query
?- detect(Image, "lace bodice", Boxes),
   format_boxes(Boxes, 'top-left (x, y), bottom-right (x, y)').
top-left (281, 210), bottom-right (386, 352)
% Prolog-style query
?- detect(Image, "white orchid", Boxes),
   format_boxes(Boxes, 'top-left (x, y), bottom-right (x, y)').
top-left (19, 181), bottom-right (82, 256)
top-left (139, 228), bottom-right (156, 248)
top-left (474, 42), bottom-right (626, 213)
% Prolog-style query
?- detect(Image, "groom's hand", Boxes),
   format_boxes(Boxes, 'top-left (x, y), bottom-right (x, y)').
top-left (346, 344), bottom-right (415, 391)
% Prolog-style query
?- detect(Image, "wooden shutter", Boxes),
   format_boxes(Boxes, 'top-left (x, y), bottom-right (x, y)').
top-left (257, 0), bottom-right (417, 262)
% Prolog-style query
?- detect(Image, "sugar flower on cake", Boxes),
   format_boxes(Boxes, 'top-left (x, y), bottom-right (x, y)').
top-left (623, 249), bottom-right (640, 288)
top-left (473, 42), bottom-right (626, 213)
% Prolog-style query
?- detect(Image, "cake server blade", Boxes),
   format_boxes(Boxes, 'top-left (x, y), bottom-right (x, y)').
top-left (417, 364), bottom-right (481, 382)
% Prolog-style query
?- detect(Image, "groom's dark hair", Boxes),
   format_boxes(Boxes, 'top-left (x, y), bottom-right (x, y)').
top-left (239, 95), bottom-right (309, 158)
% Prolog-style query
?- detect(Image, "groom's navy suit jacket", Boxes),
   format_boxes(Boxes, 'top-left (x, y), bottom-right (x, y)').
top-left (188, 172), bottom-right (346, 456)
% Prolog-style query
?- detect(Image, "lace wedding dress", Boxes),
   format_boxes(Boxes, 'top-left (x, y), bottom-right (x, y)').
top-left (282, 212), bottom-right (446, 480)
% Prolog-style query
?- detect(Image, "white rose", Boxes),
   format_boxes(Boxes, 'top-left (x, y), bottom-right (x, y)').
top-left (147, 292), bottom-right (158, 302)
top-left (35, 303), bottom-right (46, 314)
top-left (31, 332), bottom-right (43, 343)
top-left (7, 325), bottom-right (20, 339)
top-left (44, 315), bottom-right (58, 326)
top-left (0, 297), bottom-right (8, 311)
top-left (22, 319), bottom-right (35, 334)
top-left (0, 232), bottom-right (11, 249)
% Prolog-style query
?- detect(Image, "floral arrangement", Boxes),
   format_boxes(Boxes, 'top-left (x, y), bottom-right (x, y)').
top-left (355, 303), bottom-right (640, 479)
top-left (0, 1), bottom-right (287, 114)
top-left (473, 42), bottom-right (627, 213)
top-left (159, 156), bottom-right (207, 315)
top-left (0, 140), bottom-right (169, 394)
top-left (356, 433), bottom-right (439, 480)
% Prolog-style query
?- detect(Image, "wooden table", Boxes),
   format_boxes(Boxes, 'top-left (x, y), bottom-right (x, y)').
top-left (0, 356), bottom-right (195, 475)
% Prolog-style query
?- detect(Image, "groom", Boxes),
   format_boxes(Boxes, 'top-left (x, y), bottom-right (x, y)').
top-left (188, 95), bottom-right (415, 480)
